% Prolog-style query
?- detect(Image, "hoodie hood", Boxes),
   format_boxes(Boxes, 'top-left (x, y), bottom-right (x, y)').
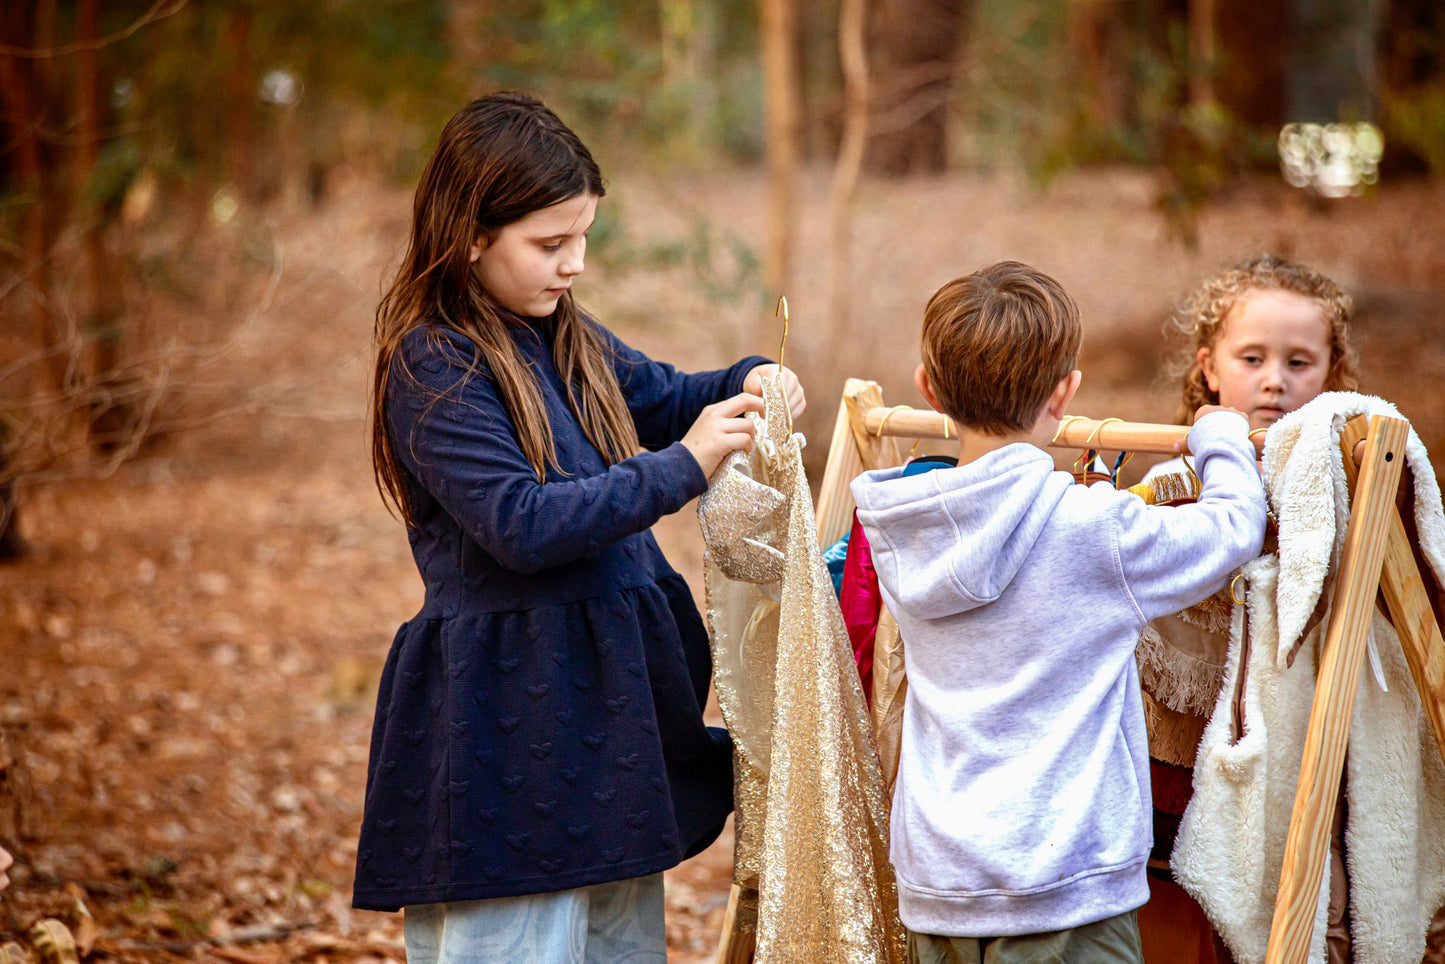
top-left (851, 444), bottom-right (1072, 620)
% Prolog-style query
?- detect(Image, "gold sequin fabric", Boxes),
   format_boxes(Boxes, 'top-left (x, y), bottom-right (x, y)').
top-left (698, 376), bottom-right (905, 963)
top-left (698, 447), bottom-right (787, 584)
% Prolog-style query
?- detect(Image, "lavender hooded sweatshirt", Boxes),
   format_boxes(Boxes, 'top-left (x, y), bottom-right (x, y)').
top-left (851, 411), bottom-right (1266, 938)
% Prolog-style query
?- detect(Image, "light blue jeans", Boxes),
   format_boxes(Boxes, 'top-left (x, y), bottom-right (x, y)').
top-left (403, 873), bottom-right (667, 963)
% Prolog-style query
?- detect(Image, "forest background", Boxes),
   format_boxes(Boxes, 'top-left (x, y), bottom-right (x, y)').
top-left (1, 1), bottom-right (1443, 961)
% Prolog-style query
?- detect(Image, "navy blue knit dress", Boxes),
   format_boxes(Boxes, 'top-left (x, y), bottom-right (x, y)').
top-left (351, 317), bottom-right (767, 911)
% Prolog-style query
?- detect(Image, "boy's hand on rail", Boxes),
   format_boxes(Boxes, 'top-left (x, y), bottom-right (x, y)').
top-left (682, 392), bottom-right (765, 478)
top-left (743, 364), bottom-right (806, 419)
top-left (1176, 405), bottom-right (1249, 453)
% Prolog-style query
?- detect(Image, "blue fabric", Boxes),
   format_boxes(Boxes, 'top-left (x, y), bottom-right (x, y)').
top-left (901, 455), bottom-right (958, 477)
top-left (352, 317), bottom-right (769, 911)
top-left (825, 458), bottom-right (956, 598)
top-left (823, 534), bottom-right (850, 597)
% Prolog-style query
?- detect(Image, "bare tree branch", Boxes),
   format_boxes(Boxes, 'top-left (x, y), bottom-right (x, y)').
top-left (0, 0), bottom-right (187, 59)
top-left (0, 217), bottom-right (329, 491)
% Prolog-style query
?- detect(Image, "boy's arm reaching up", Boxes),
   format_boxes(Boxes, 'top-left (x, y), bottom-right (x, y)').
top-left (1116, 409), bottom-right (1268, 621)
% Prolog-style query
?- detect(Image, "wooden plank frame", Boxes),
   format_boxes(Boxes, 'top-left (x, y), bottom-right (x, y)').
top-left (803, 382), bottom-right (1445, 964)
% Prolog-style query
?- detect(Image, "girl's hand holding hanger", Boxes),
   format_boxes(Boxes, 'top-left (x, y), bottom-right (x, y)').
top-left (743, 364), bottom-right (806, 419)
top-left (682, 392), bottom-right (766, 478)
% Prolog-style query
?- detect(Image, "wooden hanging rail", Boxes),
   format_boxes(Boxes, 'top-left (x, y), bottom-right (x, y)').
top-left (863, 406), bottom-right (1266, 456)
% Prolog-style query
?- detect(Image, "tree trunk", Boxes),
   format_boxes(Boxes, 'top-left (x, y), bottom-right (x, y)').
top-left (825, 0), bottom-right (870, 357)
top-left (0, 1), bottom-right (66, 392)
top-left (0, 2), bottom-right (58, 559)
top-left (1378, 0), bottom-right (1442, 174)
top-left (1188, 0), bottom-right (1218, 106)
top-left (225, 7), bottom-right (253, 200)
top-left (1214, 0), bottom-right (1288, 127)
top-left (1067, 0), bottom-right (1131, 135)
top-left (1287, 0), bottom-right (1382, 123)
top-left (760, 0), bottom-right (800, 294)
top-left (867, 0), bottom-right (966, 174)
top-left (76, 0), bottom-right (134, 453)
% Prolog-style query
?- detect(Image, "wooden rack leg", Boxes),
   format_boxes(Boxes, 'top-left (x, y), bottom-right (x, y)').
top-left (1266, 415), bottom-right (1410, 963)
top-left (1339, 418), bottom-right (1445, 770)
top-left (1380, 520), bottom-right (1445, 765)
top-left (842, 378), bottom-right (899, 474)
top-left (816, 386), bottom-right (866, 547)
top-left (714, 882), bottom-right (756, 963)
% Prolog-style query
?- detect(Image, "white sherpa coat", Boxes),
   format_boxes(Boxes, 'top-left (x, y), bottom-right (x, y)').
top-left (1173, 392), bottom-right (1445, 964)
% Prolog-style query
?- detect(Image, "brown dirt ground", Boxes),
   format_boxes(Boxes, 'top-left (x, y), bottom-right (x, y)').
top-left (3, 166), bottom-right (1444, 962)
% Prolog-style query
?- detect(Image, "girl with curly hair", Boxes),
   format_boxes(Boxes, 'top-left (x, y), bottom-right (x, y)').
top-left (1165, 253), bottom-right (1358, 431)
top-left (1140, 254), bottom-right (1361, 962)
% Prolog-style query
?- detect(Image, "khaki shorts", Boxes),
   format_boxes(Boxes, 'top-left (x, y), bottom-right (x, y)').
top-left (908, 909), bottom-right (1143, 964)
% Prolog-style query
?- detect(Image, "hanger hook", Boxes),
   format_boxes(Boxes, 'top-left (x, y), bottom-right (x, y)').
top-left (775, 295), bottom-right (789, 374)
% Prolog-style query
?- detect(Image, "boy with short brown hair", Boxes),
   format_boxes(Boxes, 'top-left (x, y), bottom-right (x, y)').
top-left (852, 260), bottom-right (1267, 962)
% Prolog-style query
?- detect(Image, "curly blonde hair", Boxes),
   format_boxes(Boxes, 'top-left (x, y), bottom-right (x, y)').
top-left (1168, 254), bottom-right (1358, 424)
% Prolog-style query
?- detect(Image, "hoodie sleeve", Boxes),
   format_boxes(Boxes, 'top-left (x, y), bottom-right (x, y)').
top-left (1115, 410), bottom-right (1267, 621)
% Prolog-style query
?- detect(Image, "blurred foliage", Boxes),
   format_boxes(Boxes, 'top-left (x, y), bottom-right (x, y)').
top-left (955, 1), bottom-right (1073, 172)
top-left (954, 0), bottom-right (1279, 244)
top-left (1385, 85), bottom-right (1445, 175)
top-left (1152, 100), bottom-right (1275, 246)
top-left (591, 200), bottom-right (763, 309)
top-left (469, 0), bottom-right (766, 164)
top-left (12, 0), bottom-right (1431, 233)
top-left (97, 0), bottom-right (460, 201)
top-left (956, 0), bottom-right (1273, 176)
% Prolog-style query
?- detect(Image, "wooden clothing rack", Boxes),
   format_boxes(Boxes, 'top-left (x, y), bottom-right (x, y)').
top-left (779, 377), bottom-right (1445, 964)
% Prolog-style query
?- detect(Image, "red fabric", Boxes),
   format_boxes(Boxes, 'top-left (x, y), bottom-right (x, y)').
top-left (1150, 758), bottom-right (1196, 816)
top-left (840, 511), bottom-right (883, 707)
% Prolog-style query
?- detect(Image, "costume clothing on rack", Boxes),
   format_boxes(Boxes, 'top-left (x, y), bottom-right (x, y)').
top-left (1133, 460), bottom-right (1234, 817)
top-left (1128, 475), bottom-right (1237, 961)
top-left (1172, 392), bottom-right (1445, 964)
top-left (840, 514), bottom-right (881, 707)
top-left (824, 535), bottom-right (851, 596)
top-left (352, 321), bottom-right (768, 911)
top-left (1137, 439), bottom-right (1229, 751)
top-left (698, 375), bottom-right (905, 963)
top-left (850, 411), bottom-right (1266, 939)
top-left (840, 457), bottom-right (957, 710)
top-left (1135, 458), bottom-right (1360, 963)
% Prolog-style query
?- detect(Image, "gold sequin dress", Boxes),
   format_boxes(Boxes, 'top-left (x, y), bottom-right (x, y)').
top-left (698, 376), bottom-right (905, 962)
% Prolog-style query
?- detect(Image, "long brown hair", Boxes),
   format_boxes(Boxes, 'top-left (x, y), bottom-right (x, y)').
top-left (371, 92), bottom-right (640, 526)
top-left (1167, 254), bottom-right (1359, 424)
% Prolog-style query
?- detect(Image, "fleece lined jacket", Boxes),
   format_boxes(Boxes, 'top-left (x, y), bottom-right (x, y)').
top-left (850, 411), bottom-right (1266, 938)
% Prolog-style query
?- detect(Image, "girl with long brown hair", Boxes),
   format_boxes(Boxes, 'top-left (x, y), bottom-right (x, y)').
top-left (354, 92), bottom-right (803, 962)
